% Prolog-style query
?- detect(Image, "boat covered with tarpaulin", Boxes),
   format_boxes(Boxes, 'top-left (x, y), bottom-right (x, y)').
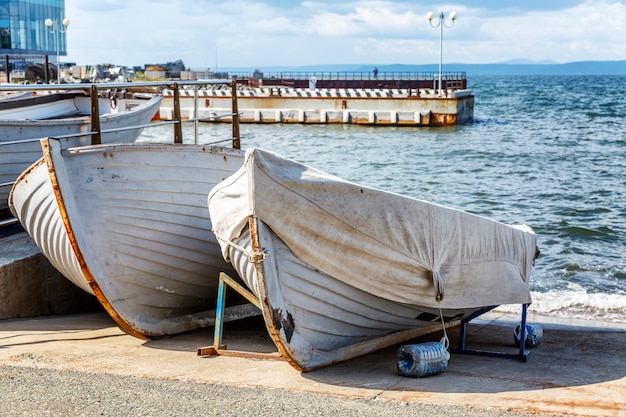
top-left (208, 147), bottom-right (538, 371)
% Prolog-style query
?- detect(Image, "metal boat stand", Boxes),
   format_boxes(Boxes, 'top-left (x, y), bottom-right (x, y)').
top-left (451, 304), bottom-right (531, 362)
top-left (197, 272), bottom-right (283, 361)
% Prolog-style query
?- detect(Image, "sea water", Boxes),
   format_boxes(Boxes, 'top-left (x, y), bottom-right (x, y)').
top-left (138, 74), bottom-right (626, 323)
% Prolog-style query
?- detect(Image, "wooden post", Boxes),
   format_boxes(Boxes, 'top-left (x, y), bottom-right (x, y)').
top-left (231, 79), bottom-right (240, 149)
top-left (172, 82), bottom-right (183, 144)
top-left (90, 84), bottom-right (102, 145)
top-left (4, 55), bottom-right (9, 84)
top-left (44, 55), bottom-right (50, 84)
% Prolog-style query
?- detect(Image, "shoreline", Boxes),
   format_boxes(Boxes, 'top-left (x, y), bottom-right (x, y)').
top-left (482, 309), bottom-right (626, 330)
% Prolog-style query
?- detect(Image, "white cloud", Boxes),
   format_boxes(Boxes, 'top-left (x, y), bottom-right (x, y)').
top-left (455, 2), bottom-right (626, 63)
top-left (64, 0), bottom-right (626, 68)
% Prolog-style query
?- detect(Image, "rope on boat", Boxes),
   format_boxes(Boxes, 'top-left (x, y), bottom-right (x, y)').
top-left (432, 270), bottom-right (445, 302)
top-left (438, 302), bottom-right (450, 351)
top-left (213, 230), bottom-right (267, 264)
top-left (434, 270), bottom-right (449, 351)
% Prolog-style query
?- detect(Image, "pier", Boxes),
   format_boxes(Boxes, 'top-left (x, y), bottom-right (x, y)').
top-left (158, 71), bottom-right (474, 127)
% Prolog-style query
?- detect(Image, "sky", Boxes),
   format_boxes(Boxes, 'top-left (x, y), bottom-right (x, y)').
top-left (64, 1), bottom-right (626, 70)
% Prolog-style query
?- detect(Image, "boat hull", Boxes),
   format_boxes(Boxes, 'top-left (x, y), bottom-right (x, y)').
top-left (11, 139), bottom-right (245, 338)
top-left (227, 220), bottom-right (480, 371)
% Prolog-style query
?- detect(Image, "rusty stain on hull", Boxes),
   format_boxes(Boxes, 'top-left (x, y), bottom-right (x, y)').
top-left (41, 137), bottom-right (148, 340)
top-left (248, 215), bottom-right (305, 372)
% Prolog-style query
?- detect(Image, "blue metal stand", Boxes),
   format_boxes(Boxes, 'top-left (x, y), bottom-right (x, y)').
top-left (197, 272), bottom-right (283, 361)
top-left (451, 304), bottom-right (530, 362)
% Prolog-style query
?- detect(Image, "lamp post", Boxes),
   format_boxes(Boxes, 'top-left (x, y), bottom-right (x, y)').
top-left (427, 11), bottom-right (456, 96)
top-left (45, 17), bottom-right (70, 84)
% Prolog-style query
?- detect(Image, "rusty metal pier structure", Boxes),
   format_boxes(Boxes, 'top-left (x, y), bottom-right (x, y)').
top-left (159, 71), bottom-right (474, 127)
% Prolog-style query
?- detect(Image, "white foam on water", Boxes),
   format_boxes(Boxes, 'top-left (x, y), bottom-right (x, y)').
top-left (494, 286), bottom-right (626, 323)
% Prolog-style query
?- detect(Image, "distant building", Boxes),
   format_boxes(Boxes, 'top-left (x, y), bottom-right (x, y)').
top-left (145, 65), bottom-right (166, 80)
top-left (145, 59), bottom-right (186, 79)
top-left (0, 0), bottom-right (68, 83)
top-left (68, 64), bottom-right (104, 82)
top-left (180, 70), bottom-right (212, 80)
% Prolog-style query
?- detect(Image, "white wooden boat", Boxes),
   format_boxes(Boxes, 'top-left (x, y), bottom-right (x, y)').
top-left (0, 91), bottom-right (162, 211)
top-left (10, 138), bottom-right (247, 338)
top-left (208, 148), bottom-right (539, 371)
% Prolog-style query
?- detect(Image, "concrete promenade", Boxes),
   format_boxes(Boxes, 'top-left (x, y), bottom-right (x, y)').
top-left (1, 310), bottom-right (624, 416)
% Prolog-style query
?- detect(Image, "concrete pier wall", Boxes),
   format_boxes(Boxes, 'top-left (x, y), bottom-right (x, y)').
top-left (0, 233), bottom-right (102, 319)
top-left (158, 88), bottom-right (474, 127)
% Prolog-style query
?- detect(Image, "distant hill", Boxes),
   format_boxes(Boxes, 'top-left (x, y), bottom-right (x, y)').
top-left (220, 60), bottom-right (626, 76)
top-left (362, 61), bottom-right (626, 75)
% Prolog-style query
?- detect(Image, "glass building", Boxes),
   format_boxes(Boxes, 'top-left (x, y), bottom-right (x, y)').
top-left (0, 0), bottom-right (67, 81)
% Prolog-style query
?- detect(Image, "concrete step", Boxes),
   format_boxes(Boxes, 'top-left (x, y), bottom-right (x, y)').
top-left (0, 232), bottom-right (102, 320)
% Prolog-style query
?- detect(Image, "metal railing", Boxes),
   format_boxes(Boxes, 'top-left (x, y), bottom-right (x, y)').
top-left (0, 79), bottom-right (241, 229)
top-left (230, 71), bottom-right (467, 82)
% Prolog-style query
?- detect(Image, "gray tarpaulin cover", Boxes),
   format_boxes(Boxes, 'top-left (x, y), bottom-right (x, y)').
top-left (209, 148), bottom-right (537, 310)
